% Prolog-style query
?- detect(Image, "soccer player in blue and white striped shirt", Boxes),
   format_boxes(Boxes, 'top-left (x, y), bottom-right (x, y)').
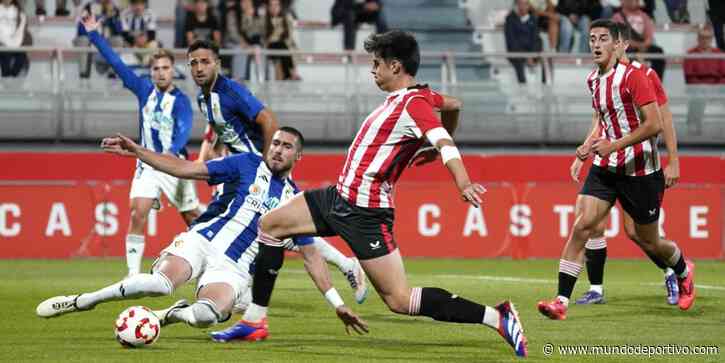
top-left (188, 39), bottom-right (369, 307)
top-left (36, 128), bottom-right (367, 335)
top-left (81, 15), bottom-right (201, 277)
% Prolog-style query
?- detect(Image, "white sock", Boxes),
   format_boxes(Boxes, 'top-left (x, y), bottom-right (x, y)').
top-left (589, 285), bottom-right (603, 294)
top-left (664, 268), bottom-right (674, 276)
top-left (125, 234), bottom-right (145, 275)
top-left (241, 303), bottom-right (267, 323)
top-left (482, 306), bottom-right (500, 329)
top-left (313, 237), bottom-right (354, 273)
top-left (557, 296), bottom-right (570, 307)
top-left (168, 299), bottom-right (221, 328)
top-left (75, 272), bottom-right (173, 309)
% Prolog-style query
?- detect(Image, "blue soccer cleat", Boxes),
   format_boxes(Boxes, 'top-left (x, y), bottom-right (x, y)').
top-left (665, 272), bottom-right (679, 305)
top-left (495, 301), bottom-right (528, 357)
top-left (575, 290), bottom-right (605, 305)
top-left (210, 318), bottom-right (269, 342)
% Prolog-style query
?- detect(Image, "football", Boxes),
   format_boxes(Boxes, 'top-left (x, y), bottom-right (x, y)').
top-left (114, 306), bottom-right (161, 348)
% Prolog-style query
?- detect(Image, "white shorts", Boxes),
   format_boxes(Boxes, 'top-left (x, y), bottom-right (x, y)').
top-left (129, 165), bottom-right (199, 212)
top-left (157, 231), bottom-right (252, 303)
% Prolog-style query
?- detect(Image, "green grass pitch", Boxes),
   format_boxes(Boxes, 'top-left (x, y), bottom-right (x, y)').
top-left (3, 258), bottom-right (724, 362)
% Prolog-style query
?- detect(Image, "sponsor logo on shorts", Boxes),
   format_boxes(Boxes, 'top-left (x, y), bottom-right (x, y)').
top-left (174, 239), bottom-right (184, 248)
top-left (369, 241), bottom-right (381, 250)
top-left (649, 208), bottom-right (657, 216)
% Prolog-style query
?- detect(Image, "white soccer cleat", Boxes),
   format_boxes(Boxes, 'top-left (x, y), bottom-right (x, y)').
top-left (36, 295), bottom-right (83, 318)
top-left (153, 299), bottom-right (189, 327)
top-left (344, 258), bottom-right (369, 304)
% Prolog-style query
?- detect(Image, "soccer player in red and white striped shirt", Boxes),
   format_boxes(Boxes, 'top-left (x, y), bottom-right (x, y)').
top-left (220, 30), bottom-right (527, 357)
top-left (571, 22), bottom-right (688, 307)
top-left (537, 19), bottom-right (695, 320)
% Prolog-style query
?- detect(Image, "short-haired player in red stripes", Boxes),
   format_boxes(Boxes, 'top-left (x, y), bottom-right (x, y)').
top-left (570, 22), bottom-right (688, 307)
top-left (537, 19), bottom-right (695, 320)
top-left (213, 30), bottom-right (528, 357)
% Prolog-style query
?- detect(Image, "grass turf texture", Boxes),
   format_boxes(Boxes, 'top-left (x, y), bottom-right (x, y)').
top-left (3, 258), bottom-right (724, 362)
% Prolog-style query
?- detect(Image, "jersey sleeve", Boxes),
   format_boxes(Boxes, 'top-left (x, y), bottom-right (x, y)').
top-left (427, 89), bottom-right (444, 109)
top-left (87, 30), bottom-right (149, 97)
top-left (169, 95), bottom-right (194, 155)
top-left (646, 69), bottom-right (668, 106)
top-left (205, 154), bottom-right (247, 185)
top-left (231, 83), bottom-right (265, 123)
top-left (406, 97), bottom-right (443, 136)
top-left (625, 69), bottom-right (656, 107)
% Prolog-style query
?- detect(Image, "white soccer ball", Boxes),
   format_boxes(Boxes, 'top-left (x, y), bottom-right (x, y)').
top-left (114, 306), bottom-right (161, 348)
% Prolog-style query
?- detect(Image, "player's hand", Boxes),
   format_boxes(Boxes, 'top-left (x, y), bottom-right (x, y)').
top-left (335, 306), bottom-right (369, 335)
top-left (460, 183), bottom-right (486, 208)
top-left (80, 12), bottom-right (99, 33)
top-left (664, 158), bottom-right (680, 188)
top-left (570, 157), bottom-right (584, 182)
top-left (591, 138), bottom-right (615, 158)
top-left (575, 142), bottom-right (591, 161)
top-left (409, 146), bottom-right (438, 167)
top-left (101, 133), bottom-right (138, 157)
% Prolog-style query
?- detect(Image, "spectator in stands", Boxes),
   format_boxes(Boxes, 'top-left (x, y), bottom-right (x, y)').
top-left (684, 25), bottom-right (725, 134)
top-left (505, 0), bottom-right (544, 84)
top-left (0, 0), bottom-right (29, 77)
top-left (121, 0), bottom-right (159, 65)
top-left (331, 0), bottom-right (388, 51)
top-left (36, 0), bottom-right (71, 16)
top-left (597, 0), bottom-right (618, 20)
top-left (185, 0), bottom-right (222, 46)
top-left (613, 0), bottom-right (666, 79)
top-left (529, 0), bottom-right (559, 51)
top-left (225, 0), bottom-right (264, 80)
top-left (74, 0), bottom-right (123, 78)
top-left (265, 0), bottom-right (299, 80)
top-left (664, 0), bottom-right (689, 24)
top-left (708, 0), bottom-right (725, 51)
top-left (557, 0), bottom-right (597, 53)
top-left (175, 0), bottom-right (193, 47)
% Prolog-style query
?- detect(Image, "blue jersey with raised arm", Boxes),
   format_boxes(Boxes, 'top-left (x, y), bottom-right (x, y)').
top-left (87, 30), bottom-right (193, 157)
top-left (196, 76), bottom-right (265, 156)
top-left (190, 153), bottom-right (312, 264)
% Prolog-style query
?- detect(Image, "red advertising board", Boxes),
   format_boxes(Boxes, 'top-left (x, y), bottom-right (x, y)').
top-left (0, 153), bottom-right (723, 259)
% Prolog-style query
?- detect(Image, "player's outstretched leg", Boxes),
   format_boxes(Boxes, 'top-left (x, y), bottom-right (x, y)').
top-left (36, 254), bottom-right (190, 318)
top-left (312, 237), bottom-right (369, 304)
top-left (364, 250), bottom-right (528, 357)
top-left (36, 272), bottom-right (175, 318)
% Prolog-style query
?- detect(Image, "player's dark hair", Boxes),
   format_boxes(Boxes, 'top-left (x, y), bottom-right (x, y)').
top-left (151, 49), bottom-right (175, 65)
top-left (364, 30), bottom-right (420, 77)
top-left (187, 39), bottom-right (219, 58)
top-left (615, 22), bottom-right (633, 41)
top-left (279, 126), bottom-right (304, 151)
top-left (590, 19), bottom-right (621, 40)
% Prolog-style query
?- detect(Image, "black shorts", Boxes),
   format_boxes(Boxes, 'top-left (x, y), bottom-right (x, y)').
top-left (303, 186), bottom-right (397, 260)
top-left (580, 166), bottom-right (664, 225)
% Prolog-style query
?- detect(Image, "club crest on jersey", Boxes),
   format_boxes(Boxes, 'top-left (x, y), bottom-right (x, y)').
top-left (261, 197), bottom-right (280, 214)
top-left (248, 184), bottom-right (263, 196)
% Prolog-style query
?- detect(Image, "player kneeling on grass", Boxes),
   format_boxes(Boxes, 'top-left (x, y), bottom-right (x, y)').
top-left (36, 128), bottom-right (367, 338)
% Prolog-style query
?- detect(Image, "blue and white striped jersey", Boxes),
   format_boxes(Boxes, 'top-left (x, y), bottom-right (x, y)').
top-left (197, 76), bottom-right (265, 156)
top-left (87, 30), bottom-right (193, 163)
top-left (190, 153), bottom-right (312, 265)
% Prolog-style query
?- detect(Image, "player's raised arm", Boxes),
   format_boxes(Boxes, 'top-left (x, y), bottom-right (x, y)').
top-left (81, 14), bottom-right (145, 96)
top-left (255, 108), bottom-right (280, 156)
top-left (102, 134), bottom-right (210, 180)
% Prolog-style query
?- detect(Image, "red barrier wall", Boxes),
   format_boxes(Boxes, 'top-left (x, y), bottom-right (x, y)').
top-left (1, 153), bottom-right (723, 259)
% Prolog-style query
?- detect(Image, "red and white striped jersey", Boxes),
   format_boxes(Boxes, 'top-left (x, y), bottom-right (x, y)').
top-left (586, 61), bottom-right (661, 176)
top-left (631, 60), bottom-right (668, 106)
top-left (336, 85), bottom-right (444, 208)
